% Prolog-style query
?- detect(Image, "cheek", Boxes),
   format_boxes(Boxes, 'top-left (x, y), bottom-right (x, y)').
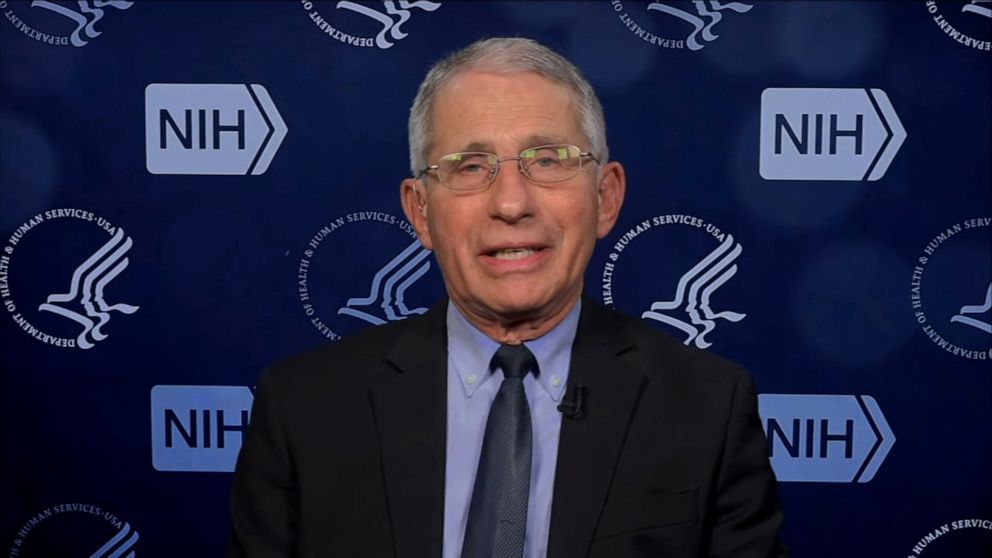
top-left (427, 206), bottom-right (475, 261)
top-left (558, 196), bottom-right (600, 243)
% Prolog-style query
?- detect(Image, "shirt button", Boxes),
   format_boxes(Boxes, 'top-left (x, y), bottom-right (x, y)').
top-left (467, 373), bottom-right (477, 385)
top-left (551, 376), bottom-right (561, 387)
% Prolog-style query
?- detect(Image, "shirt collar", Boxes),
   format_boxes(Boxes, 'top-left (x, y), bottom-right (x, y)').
top-left (446, 300), bottom-right (581, 402)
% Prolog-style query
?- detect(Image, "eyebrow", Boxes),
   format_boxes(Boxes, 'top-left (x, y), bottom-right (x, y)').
top-left (457, 135), bottom-right (569, 154)
top-left (523, 134), bottom-right (565, 147)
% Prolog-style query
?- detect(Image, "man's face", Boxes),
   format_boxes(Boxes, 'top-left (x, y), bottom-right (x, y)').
top-left (401, 71), bottom-right (625, 330)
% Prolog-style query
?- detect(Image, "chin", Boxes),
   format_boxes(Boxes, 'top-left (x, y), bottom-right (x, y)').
top-left (482, 289), bottom-right (557, 320)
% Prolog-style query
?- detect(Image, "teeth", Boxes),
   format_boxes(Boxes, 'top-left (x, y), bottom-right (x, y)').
top-left (492, 248), bottom-right (535, 260)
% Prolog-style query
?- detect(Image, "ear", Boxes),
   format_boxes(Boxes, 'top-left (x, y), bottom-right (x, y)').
top-left (400, 177), bottom-right (434, 250)
top-left (595, 161), bottom-right (626, 239)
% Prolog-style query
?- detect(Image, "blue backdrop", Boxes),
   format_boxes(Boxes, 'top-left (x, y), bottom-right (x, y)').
top-left (2, 1), bottom-right (990, 556)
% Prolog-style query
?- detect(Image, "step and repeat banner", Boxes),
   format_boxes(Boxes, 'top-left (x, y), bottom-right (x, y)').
top-left (1, 1), bottom-right (990, 556)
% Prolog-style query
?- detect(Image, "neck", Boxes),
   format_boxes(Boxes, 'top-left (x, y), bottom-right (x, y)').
top-left (451, 293), bottom-right (581, 345)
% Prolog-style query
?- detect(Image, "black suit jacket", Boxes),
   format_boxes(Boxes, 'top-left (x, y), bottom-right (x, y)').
top-left (228, 300), bottom-right (786, 557)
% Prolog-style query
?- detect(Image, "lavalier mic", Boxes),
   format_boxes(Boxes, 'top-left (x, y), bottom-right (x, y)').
top-left (557, 385), bottom-right (586, 419)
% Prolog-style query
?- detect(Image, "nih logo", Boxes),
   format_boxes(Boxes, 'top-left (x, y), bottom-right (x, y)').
top-left (151, 385), bottom-right (253, 472)
top-left (759, 88), bottom-right (906, 181)
top-left (758, 394), bottom-right (895, 483)
top-left (145, 83), bottom-right (288, 175)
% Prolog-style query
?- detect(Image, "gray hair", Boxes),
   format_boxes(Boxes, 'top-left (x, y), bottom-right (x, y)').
top-left (408, 37), bottom-right (608, 177)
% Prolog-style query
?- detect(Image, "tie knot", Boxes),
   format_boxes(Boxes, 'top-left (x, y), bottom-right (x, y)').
top-left (491, 343), bottom-right (537, 379)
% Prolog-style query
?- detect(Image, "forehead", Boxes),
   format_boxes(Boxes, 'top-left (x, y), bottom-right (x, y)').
top-left (429, 70), bottom-right (584, 154)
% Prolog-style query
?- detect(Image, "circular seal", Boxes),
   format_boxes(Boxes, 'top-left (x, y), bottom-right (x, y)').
top-left (923, 1), bottom-right (992, 52)
top-left (906, 518), bottom-right (992, 556)
top-left (300, 0), bottom-right (441, 49)
top-left (1, 209), bottom-right (139, 350)
top-left (909, 217), bottom-right (992, 361)
top-left (297, 211), bottom-right (441, 340)
top-left (610, 0), bottom-right (753, 51)
top-left (9, 503), bottom-right (138, 557)
top-left (601, 214), bottom-right (746, 349)
top-left (0, 0), bottom-right (133, 48)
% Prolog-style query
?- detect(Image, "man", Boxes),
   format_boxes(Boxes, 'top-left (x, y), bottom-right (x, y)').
top-left (229, 38), bottom-right (786, 557)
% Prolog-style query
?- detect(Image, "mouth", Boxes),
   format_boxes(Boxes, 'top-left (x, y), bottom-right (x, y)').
top-left (488, 247), bottom-right (540, 260)
top-left (480, 244), bottom-right (550, 269)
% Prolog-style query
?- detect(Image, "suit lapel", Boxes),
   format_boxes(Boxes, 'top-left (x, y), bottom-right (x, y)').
top-left (372, 300), bottom-right (448, 558)
top-left (548, 301), bottom-right (647, 558)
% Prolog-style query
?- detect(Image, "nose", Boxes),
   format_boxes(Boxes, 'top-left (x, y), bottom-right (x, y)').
top-left (487, 157), bottom-right (534, 223)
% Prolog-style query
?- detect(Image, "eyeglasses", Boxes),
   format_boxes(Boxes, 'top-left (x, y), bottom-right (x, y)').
top-left (418, 144), bottom-right (599, 191)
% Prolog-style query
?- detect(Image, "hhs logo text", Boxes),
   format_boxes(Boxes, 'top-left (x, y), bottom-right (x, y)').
top-left (759, 88), bottom-right (906, 181)
top-left (145, 83), bottom-right (287, 175)
top-left (151, 385), bottom-right (253, 472)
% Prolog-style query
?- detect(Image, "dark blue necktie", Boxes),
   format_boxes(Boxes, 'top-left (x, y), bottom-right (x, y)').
top-left (461, 343), bottom-right (537, 558)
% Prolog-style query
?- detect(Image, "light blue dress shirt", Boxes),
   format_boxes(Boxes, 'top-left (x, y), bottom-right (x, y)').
top-left (443, 300), bottom-right (580, 558)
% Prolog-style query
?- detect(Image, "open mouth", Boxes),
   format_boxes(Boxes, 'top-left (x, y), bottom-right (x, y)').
top-left (489, 247), bottom-right (540, 260)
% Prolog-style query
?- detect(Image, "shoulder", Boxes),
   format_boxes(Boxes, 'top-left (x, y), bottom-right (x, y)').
top-left (257, 314), bottom-right (416, 400)
top-left (272, 319), bottom-right (405, 375)
top-left (582, 301), bottom-right (751, 397)
top-left (630, 312), bottom-right (744, 381)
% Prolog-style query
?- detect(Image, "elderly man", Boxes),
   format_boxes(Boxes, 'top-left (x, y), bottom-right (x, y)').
top-left (229, 38), bottom-right (786, 558)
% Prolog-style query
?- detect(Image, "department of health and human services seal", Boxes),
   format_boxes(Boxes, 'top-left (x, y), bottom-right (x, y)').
top-left (924, 1), bottom-right (992, 52)
top-left (8, 503), bottom-right (138, 557)
top-left (909, 217), bottom-right (992, 361)
top-left (296, 210), bottom-right (442, 340)
top-left (300, 0), bottom-right (441, 49)
top-left (610, 0), bottom-right (753, 51)
top-left (905, 518), bottom-right (992, 556)
top-left (0, 0), bottom-right (133, 48)
top-left (1, 209), bottom-right (139, 350)
top-left (601, 213), bottom-right (747, 349)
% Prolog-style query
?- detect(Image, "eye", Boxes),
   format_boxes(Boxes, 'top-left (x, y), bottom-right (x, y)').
top-left (452, 154), bottom-right (491, 175)
top-left (458, 162), bottom-right (487, 174)
top-left (533, 155), bottom-right (560, 168)
top-left (525, 147), bottom-right (566, 169)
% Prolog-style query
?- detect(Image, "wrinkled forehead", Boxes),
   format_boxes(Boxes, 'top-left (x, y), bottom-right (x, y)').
top-left (427, 70), bottom-right (587, 154)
